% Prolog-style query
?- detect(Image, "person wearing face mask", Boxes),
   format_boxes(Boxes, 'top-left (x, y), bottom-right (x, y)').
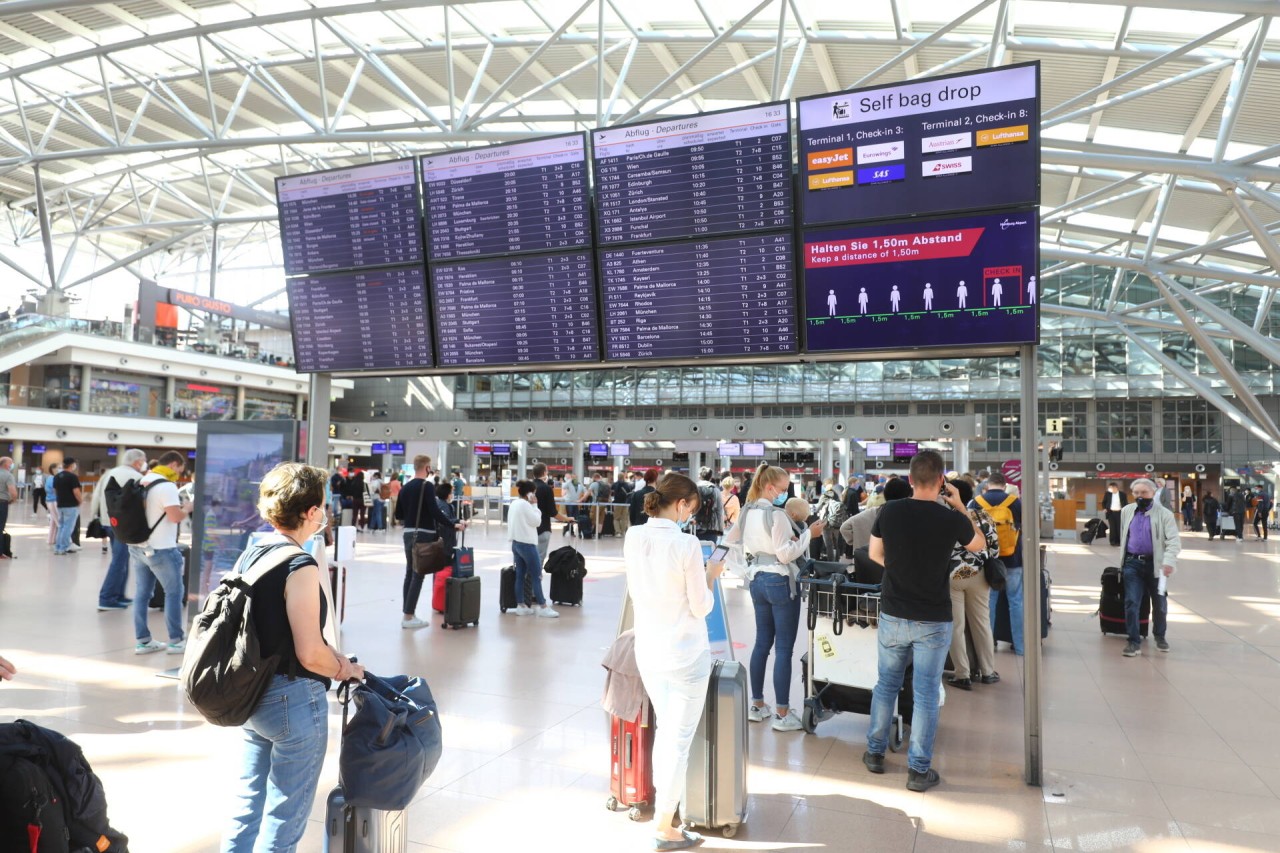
top-left (508, 479), bottom-right (558, 618)
top-left (722, 463), bottom-right (824, 733)
top-left (221, 463), bottom-right (365, 852)
top-left (1118, 477), bottom-right (1181, 657)
top-left (624, 473), bottom-right (726, 851)
top-left (394, 454), bottom-right (462, 629)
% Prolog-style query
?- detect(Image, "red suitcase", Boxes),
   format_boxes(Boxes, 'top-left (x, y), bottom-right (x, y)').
top-left (606, 706), bottom-right (653, 820)
top-left (432, 566), bottom-right (453, 614)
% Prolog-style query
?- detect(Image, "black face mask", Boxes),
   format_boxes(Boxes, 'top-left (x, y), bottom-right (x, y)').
top-left (1135, 497), bottom-right (1154, 511)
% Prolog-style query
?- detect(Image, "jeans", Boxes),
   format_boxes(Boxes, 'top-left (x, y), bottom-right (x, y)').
top-left (55, 506), bottom-right (79, 553)
top-left (822, 528), bottom-right (842, 561)
top-left (221, 675), bottom-right (328, 853)
top-left (130, 546), bottom-right (186, 644)
top-left (512, 541), bottom-right (546, 607)
top-left (637, 652), bottom-right (711, 818)
top-left (1122, 556), bottom-right (1167, 645)
top-left (98, 529), bottom-right (132, 606)
top-left (991, 566), bottom-right (1025, 655)
top-left (749, 572), bottom-right (801, 708)
top-left (536, 530), bottom-right (552, 565)
top-left (867, 613), bottom-right (952, 773)
top-left (402, 529), bottom-right (437, 615)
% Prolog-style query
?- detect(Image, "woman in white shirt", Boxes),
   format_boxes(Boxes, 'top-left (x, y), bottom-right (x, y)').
top-left (723, 464), bottom-right (824, 732)
top-left (624, 473), bottom-right (725, 851)
top-left (507, 480), bottom-right (557, 618)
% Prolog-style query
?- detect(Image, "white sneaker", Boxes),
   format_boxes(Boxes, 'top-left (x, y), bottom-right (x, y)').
top-left (535, 605), bottom-right (560, 619)
top-left (748, 703), bottom-right (773, 723)
top-left (66, 544), bottom-right (81, 552)
top-left (513, 605), bottom-right (534, 617)
top-left (401, 617), bottom-right (428, 629)
top-left (772, 710), bottom-right (804, 732)
top-left (134, 639), bottom-right (165, 655)
top-left (166, 640), bottom-right (186, 655)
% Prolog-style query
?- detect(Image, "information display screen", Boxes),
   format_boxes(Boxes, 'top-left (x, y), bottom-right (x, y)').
top-left (592, 103), bottom-right (792, 245)
top-left (718, 443), bottom-right (741, 457)
top-left (588, 443), bottom-right (609, 455)
top-left (609, 442), bottom-right (631, 456)
top-left (741, 442), bottom-right (766, 456)
top-left (797, 63), bottom-right (1039, 226)
top-left (892, 442), bottom-right (919, 458)
top-left (422, 134), bottom-right (590, 260)
top-left (493, 443), bottom-right (512, 455)
top-left (865, 441), bottom-right (891, 458)
top-left (600, 232), bottom-right (797, 362)
top-left (390, 442), bottom-right (405, 454)
top-left (803, 209), bottom-right (1039, 353)
top-left (431, 251), bottom-right (598, 367)
top-left (276, 160), bottom-right (423, 275)
top-left (287, 265), bottom-right (434, 372)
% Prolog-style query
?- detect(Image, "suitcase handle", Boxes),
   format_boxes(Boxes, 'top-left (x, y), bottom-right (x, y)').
top-left (624, 730), bottom-right (633, 770)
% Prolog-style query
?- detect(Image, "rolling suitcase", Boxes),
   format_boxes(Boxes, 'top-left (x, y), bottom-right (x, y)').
top-left (431, 566), bottom-right (453, 613)
top-left (576, 512), bottom-right (595, 540)
top-left (452, 530), bottom-right (475, 579)
top-left (602, 510), bottom-right (616, 537)
top-left (323, 785), bottom-right (406, 853)
top-left (549, 571), bottom-right (583, 606)
top-left (1080, 517), bottom-right (1106, 544)
top-left (993, 577), bottom-right (1051, 643)
top-left (1099, 566), bottom-right (1149, 637)
top-left (683, 659), bottom-right (748, 838)
top-left (499, 565), bottom-right (534, 613)
top-left (606, 706), bottom-right (654, 820)
top-left (442, 575), bottom-right (480, 629)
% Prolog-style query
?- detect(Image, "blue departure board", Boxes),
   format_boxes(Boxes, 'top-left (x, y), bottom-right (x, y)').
top-left (600, 232), bottom-right (797, 361)
top-left (797, 63), bottom-right (1039, 227)
top-left (431, 251), bottom-right (598, 367)
top-left (592, 103), bottom-right (792, 246)
top-left (802, 209), bottom-right (1039, 354)
top-left (422, 134), bottom-right (590, 260)
top-left (276, 159), bottom-right (423, 275)
top-left (287, 265), bottom-right (434, 373)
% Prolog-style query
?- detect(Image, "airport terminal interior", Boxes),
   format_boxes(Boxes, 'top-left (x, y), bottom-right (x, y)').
top-left (2, 1), bottom-right (1280, 851)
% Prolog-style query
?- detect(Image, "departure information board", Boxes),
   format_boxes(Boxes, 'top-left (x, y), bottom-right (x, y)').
top-left (802, 208), bottom-right (1039, 353)
top-left (592, 103), bottom-right (792, 245)
top-left (276, 159), bottom-right (423, 275)
top-left (797, 63), bottom-right (1039, 226)
top-left (432, 251), bottom-right (598, 367)
top-left (600, 232), bottom-right (797, 361)
top-left (287, 265), bottom-right (434, 372)
top-left (422, 134), bottom-right (591, 260)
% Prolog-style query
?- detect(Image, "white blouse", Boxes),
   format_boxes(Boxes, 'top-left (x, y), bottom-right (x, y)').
top-left (506, 497), bottom-right (541, 545)
top-left (722, 499), bottom-right (811, 576)
top-left (623, 518), bottom-right (714, 672)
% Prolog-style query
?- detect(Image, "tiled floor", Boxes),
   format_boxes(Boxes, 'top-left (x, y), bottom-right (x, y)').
top-left (2, 504), bottom-right (1279, 852)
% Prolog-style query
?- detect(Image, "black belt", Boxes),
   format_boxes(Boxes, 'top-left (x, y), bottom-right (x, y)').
top-left (1126, 553), bottom-right (1153, 561)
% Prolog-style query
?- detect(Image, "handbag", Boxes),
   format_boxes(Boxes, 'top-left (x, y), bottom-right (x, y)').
top-left (983, 554), bottom-right (1008, 591)
top-left (338, 673), bottom-right (443, 811)
top-left (85, 518), bottom-right (107, 539)
top-left (409, 481), bottom-right (448, 576)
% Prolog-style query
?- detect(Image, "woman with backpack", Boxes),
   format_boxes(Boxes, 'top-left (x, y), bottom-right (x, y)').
top-left (221, 463), bottom-right (364, 853)
top-left (815, 478), bottom-right (846, 561)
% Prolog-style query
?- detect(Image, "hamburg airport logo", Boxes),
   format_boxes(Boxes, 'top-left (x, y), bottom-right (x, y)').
top-left (1000, 218), bottom-right (1030, 231)
top-left (831, 100), bottom-right (851, 120)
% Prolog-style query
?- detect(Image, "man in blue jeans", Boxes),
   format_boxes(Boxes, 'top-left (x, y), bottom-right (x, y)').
top-left (972, 471), bottom-right (1024, 655)
top-left (131, 451), bottom-right (193, 655)
top-left (52, 457), bottom-right (83, 555)
top-left (88, 448), bottom-right (148, 610)
top-left (1117, 477), bottom-right (1180, 657)
top-left (867, 450), bottom-right (985, 791)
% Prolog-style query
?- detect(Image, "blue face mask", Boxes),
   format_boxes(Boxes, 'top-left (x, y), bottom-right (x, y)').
top-left (772, 493), bottom-right (788, 507)
top-left (677, 517), bottom-right (693, 532)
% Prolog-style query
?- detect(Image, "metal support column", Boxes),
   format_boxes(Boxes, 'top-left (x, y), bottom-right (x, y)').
top-left (32, 164), bottom-right (59, 289)
top-left (955, 437), bottom-right (971, 474)
top-left (572, 439), bottom-right (584, 482)
top-left (80, 365), bottom-right (93, 413)
top-left (235, 386), bottom-right (246, 420)
top-left (690, 451), bottom-right (703, 478)
top-left (822, 439), bottom-right (836, 484)
top-left (839, 438), bottom-right (852, 487)
top-left (1019, 344), bottom-right (1042, 787)
top-left (305, 374), bottom-right (332, 469)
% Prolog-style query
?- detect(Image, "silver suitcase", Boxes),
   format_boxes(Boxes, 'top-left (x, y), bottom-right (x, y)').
top-left (683, 659), bottom-right (748, 838)
top-left (323, 786), bottom-right (406, 853)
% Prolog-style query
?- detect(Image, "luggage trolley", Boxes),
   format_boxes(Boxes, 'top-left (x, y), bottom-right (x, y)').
top-left (798, 576), bottom-right (908, 749)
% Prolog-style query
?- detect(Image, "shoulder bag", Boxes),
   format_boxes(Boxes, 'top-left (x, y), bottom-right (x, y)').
top-left (338, 672), bottom-right (442, 811)
top-left (410, 482), bottom-right (449, 576)
top-left (983, 554), bottom-right (1008, 591)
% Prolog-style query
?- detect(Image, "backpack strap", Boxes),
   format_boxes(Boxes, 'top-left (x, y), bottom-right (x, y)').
top-left (235, 541), bottom-right (309, 586)
top-left (975, 496), bottom-right (994, 512)
top-left (999, 495), bottom-right (1017, 510)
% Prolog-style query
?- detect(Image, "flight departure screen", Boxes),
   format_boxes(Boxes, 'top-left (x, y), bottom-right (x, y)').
top-left (422, 134), bottom-right (591, 260)
top-left (592, 103), bottom-right (792, 245)
top-left (287, 265), bottom-right (434, 372)
top-left (803, 209), bottom-right (1039, 353)
top-left (431, 251), bottom-right (599, 367)
top-left (276, 159), bottom-right (423, 275)
top-left (600, 232), bottom-right (797, 361)
top-left (797, 63), bottom-right (1039, 226)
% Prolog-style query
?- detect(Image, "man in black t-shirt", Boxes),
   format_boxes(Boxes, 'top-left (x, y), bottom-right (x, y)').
top-left (52, 458), bottom-right (84, 555)
top-left (532, 463), bottom-right (571, 564)
top-left (629, 469), bottom-right (658, 526)
top-left (864, 450), bottom-right (983, 792)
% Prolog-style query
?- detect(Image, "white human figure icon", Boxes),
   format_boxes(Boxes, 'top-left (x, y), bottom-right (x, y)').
top-left (890, 285), bottom-right (901, 313)
top-left (992, 277), bottom-right (1003, 307)
top-left (957, 280), bottom-right (968, 309)
top-left (858, 288), bottom-right (868, 314)
top-left (1028, 275), bottom-right (1037, 305)
top-left (827, 289), bottom-right (837, 316)
top-left (923, 282), bottom-right (934, 311)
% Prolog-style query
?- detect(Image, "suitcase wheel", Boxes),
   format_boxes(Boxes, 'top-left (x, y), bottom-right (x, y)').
top-left (628, 806), bottom-right (643, 822)
top-left (606, 796), bottom-right (618, 812)
top-left (722, 824), bottom-right (738, 838)
top-left (500, 606), bottom-right (507, 614)
top-left (889, 717), bottom-right (905, 753)
top-left (801, 703), bottom-right (818, 735)
top-left (441, 623), bottom-right (449, 630)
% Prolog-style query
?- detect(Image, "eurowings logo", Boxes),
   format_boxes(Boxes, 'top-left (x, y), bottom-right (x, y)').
top-left (857, 142), bottom-right (903, 164)
top-left (1000, 218), bottom-right (1030, 231)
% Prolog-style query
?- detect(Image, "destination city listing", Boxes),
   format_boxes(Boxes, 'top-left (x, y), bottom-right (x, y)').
top-left (803, 209), bottom-right (1039, 354)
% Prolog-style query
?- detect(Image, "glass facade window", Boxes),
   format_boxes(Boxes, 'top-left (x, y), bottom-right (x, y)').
top-left (1039, 400), bottom-right (1088, 454)
top-left (1097, 400), bottom-right (1153, 454)
top-left (975, 401), bottom-right (1020, 454)
top-left (244, 391), bottom-right (296, 420)
top-left (89, 378), bottom-right (144, 416)
top-left (1161, 399), bottom-right (1222, 455)
top-left (863, 403), bottom-right (909, 416)
top-left (918, 403), bottom-right (967, 415)
top-left (173, 383), bottom-right (234, 420)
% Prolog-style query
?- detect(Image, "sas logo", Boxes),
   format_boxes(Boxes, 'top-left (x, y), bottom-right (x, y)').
top-left (1000, 218), bottom-right (1030, 231)
top-left (857, 164), bottom-right (906, 185)
top-left (831, 100), bottom-right (851, 120)
top-left (921, 155), bottom-right (973, 177)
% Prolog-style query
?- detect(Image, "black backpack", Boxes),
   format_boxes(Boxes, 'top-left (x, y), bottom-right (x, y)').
top-left (695, 484), bottom-right (721, 531)
top-left (103, 476), bottom-right (164, 545)
top-left (180, 543), bottom-right (304, 727)
top-left (0, 720), bottom-right (128, 853)
top-left (544, 546), bottom-right (587, 580)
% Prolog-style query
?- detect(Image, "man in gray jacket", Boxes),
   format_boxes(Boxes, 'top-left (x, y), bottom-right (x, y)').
top-left (1118, 477), bottom-right (1181, 657)
top-left (88, 448), bottom-right (148, 610)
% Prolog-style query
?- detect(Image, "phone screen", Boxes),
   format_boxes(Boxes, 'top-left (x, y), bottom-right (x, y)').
top-left (708, 545), bottom-right (729, 563)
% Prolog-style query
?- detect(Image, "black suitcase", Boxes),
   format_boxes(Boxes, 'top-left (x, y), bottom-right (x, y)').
top-left (499, 565), bottom-right (535, 613)
top-left (323, 785), bottom-right (406, 853)
top-left (993, 566), bottom-right (1051, 644)
top-left (1190, 515), bottom-right (1203, 532)
top-left (602, 510), bottom-right (616, 537)
top-left (575, 512), bottom-right (595, 540)
top-left (442, 575), bottom-right (481, 629)
top-left (0, 531), bottom-right (11, 557)
top-left (1099, 566), bottom-right (1149, 637)
top-left (1080, 517), bottom-right (1106, 544)
top-left (548, 572), bottom-right (583, 606)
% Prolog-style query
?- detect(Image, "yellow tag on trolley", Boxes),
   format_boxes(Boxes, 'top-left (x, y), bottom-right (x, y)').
top-left (817, 635), bottom-right (837, 659)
